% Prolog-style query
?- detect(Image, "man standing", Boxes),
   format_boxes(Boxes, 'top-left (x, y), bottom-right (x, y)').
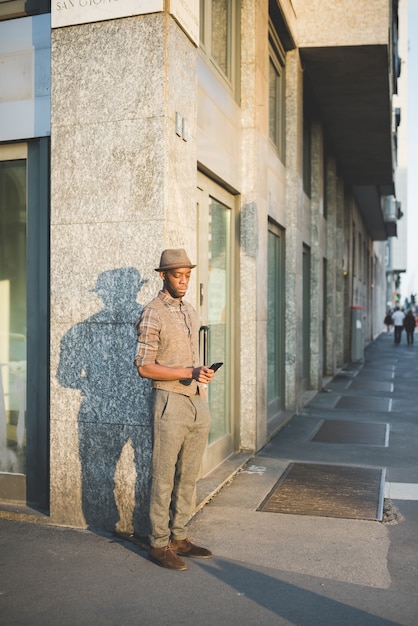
top-left (392, 306), bottom-right (405, 345)
top-left (135, 249), bottom-right (216, 570)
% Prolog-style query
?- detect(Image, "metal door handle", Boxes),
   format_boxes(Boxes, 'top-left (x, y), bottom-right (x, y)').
top-left (199, 325), bottom-right (209, 365)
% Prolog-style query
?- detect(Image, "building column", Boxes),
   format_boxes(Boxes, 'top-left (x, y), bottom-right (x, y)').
top-left (283, 49), bottom-right (304, 409)
top-left (239, 0), bottom-right (269, 450)
top-left (309, 119), bottom-right (324, 388)
top-left (335, 178), bottom-right (345, 367)
top-left (324, 154), bottom-right (338, 375)
top-left (50, 13), bottom-right (198, 530)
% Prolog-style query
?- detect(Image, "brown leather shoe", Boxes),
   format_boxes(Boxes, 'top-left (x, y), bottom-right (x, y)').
top-left (148, 546), bottom-right (188, 570)
top-left (170, 537), bottom-right (212, 559)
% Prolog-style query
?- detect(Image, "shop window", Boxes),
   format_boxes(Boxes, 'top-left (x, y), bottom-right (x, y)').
top-left (0, 139), bottom-right (49, 509)
top-left (0, 146), bottom-right (27, 491)
top-left (303, 114), bottom-right (312, 198)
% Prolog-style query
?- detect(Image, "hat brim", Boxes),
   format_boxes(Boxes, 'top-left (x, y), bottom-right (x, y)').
top-left (155, 264), bottom-right (197, 271)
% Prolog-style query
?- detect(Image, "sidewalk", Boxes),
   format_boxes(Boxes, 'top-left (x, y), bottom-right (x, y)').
top-left (1, 331), bottom-right (418, 625)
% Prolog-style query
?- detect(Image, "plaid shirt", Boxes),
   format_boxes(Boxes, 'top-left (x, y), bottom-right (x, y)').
top-left (135, 291), bottom-right (200, 396)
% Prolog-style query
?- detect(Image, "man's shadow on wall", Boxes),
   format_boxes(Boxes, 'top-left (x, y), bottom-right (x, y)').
top-left (56, 267), bottom-right (152, 538)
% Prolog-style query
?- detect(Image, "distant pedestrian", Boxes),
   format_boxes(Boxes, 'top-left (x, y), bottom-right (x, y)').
top-left (404, 309), bottom-right (416, 345)
top-left (392, 307), bottom-right (405, 345)
top-left (384, 311), bottom-right (393, 333)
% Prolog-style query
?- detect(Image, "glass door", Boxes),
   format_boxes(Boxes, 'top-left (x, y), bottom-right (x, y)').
top-left (0, 141), bottom-right (49, 508)
top-left (0, 145), bottom-right (28, 500)
top-left (197, 174), bottom-right (237, 474)
top-left (267, 221), bottom-right (285, 423)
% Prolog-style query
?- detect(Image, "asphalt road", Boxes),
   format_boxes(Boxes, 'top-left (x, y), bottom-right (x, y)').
top-left (1, 331), bottom-right (418, 625)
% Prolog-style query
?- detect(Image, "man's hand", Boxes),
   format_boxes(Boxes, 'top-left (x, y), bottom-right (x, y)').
top-left (191, 366), bottom-right (216, 384)
top-left (137, 363), bottom-right (217, 383)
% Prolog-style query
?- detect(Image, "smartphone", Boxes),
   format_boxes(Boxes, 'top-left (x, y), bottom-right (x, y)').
top-left (209, 362), bottom-right (223, 372)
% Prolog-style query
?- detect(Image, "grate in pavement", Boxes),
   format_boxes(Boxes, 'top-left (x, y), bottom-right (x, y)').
top-left (310, 419), bottom-right (389, 445)
top-left (257, 463), bottom-right (385, 520)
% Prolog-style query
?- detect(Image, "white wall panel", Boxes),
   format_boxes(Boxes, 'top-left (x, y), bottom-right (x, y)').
top-left (0, 14), bottom-right (51, 140)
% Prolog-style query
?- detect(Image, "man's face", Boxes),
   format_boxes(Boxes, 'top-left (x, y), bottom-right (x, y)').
top-left (161, 268), bottom-right (191, 299)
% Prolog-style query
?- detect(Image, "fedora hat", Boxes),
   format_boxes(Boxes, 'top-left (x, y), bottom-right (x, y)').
top-left (155, 248), bottom-right (196, 271)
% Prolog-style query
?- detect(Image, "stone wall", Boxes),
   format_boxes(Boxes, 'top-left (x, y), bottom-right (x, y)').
top-left (50, 13), bottom-right (197, 531)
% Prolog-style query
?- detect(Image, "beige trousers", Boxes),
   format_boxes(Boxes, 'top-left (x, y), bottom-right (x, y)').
top-left (149, 389), bottom-right (211, 548)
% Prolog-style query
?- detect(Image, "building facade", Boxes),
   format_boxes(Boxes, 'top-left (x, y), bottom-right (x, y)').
top-left (390, 0), bottom-right (408, 305)
top-left (0, 0), bottom-right (401, 532)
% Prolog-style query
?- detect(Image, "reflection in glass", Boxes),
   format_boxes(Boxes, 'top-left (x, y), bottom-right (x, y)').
top-left (0, 159), bottom-right (27, 475)
top-left (211, 0), bottom-right (228, 75)
top-left (269, 54), bottom-right (285, 158)
top-left (267, 230), bottom-right (280, 409)
top-left (207, 197), bottom-right (230, 444)
top-left (269, 58), bottom-right (279, 144)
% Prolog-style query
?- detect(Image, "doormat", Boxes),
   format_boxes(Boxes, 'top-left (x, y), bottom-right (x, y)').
top-left (257, 463), bottom-right (385, 520)
top-left (310, 420), bottom-right (389, 446)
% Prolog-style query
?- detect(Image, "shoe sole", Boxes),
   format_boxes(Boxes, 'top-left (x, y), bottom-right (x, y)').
top-left (176, 552), bottom-right (213, 559)
top-left (148, 554), bottom-right (188, 570)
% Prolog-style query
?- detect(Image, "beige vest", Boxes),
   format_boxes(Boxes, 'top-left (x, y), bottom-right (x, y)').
top-left (145, 295), bottom-right (200, 396)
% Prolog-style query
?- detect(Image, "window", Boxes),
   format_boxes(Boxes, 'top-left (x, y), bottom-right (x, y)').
top-left (323, 144), bottom-right (328, 219)
top-left (302, 244), bottom-right (311, 386)
top-left (0, 0), bottom-right (50, 20)
top-left (352, 228), bottom-right (356, 277)
top-left (303, 78), bottom-right (314, 198)
top-left (303, 113), bottom-right (312, 197)
top-left (200, 0), bottom-right (239, 90)
top-left (269, 28), bottom-right (286, 161)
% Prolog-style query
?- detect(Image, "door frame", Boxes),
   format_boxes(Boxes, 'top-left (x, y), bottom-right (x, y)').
top-left (197, 171), bottom-right (239, 475)
top-left (267, 219), bottom-right (285, 424)
top-left (26, 138), bottom-right (50, 509)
